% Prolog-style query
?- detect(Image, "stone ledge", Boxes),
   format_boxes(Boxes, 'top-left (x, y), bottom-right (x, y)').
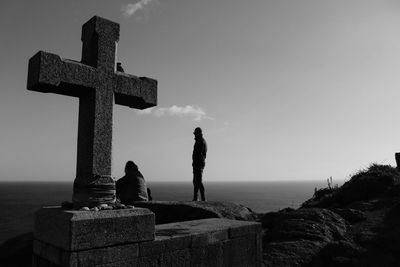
top-left (33, 218), bottom-right (261, 267)
top-left (156, 218), bottom-right (260, 239)
top-left (34, 206), bottom-right (155, 251)
top-left (141, 218), bottom-right (261, 257)
top-left (133, 201), bottom-right (256, 224)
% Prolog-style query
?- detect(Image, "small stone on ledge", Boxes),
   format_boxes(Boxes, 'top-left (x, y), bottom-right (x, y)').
top-left (61, 200), bottom-right (135, 211)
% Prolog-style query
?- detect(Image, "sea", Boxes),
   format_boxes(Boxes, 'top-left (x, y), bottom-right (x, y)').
top-left (0, 180), bottom-right (327, 243)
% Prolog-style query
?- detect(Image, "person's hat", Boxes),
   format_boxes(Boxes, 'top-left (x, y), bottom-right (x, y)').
top-left (194, 127), bottom-right (202, 135)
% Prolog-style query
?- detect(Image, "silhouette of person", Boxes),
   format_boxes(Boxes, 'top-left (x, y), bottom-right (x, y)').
top-left (116, 62), bottom-right (125, 72)
top-left (192, 127), bottom-right (207, 201)
top-left (147, 188), bottom-right (153, 201)
top-left (116, 161), bottom-right (148, 203)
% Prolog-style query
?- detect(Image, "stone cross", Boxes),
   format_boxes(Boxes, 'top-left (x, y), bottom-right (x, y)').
top-left (27, 16), bottom-right (157, 207)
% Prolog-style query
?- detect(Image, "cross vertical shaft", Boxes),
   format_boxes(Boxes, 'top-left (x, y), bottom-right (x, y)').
top-left (73, 88), bottom-right (115, 207)
top-left (73, 17), bottom-right (120, 207)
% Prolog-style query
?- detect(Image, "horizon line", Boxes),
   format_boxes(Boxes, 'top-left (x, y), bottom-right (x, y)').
top-left (0, 178), bottom-right (345, 183)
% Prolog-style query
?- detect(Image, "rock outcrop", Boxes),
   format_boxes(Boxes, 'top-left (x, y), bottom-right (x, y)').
top-left (261, 208), bottom-right (349, 267)
top-left (260, 164), bottom-right (400, 267)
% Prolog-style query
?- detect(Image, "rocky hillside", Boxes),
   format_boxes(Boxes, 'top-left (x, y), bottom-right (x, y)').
top-left (260, 164), bottom-right (400, 267)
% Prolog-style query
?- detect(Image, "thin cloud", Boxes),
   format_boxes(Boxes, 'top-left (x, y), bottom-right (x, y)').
top-left (122, 0), bottom-right (153, 18)
top-left (137, 105), bottom-right (214, 121)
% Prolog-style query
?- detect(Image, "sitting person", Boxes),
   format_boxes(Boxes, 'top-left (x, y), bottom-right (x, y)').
top-left (147, 188), bottom-right (153, 201)
top-left (116, 161), bottom-right (149, 203)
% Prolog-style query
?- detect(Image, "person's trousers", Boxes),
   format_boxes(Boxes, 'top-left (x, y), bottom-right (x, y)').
top-left (193, 166), bottom-right (205, 201)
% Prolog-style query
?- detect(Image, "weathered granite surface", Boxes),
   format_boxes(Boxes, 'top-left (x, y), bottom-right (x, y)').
top-left (34, 206), bottom-right (155, 251)
top-left (27, 16), bottom-right (157, 208)
top-left (133, 200), bottom-right (256, 224)
top-left (33, 218), bottom-right (262, 267)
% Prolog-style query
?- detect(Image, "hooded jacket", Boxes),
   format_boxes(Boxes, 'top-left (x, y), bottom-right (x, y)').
top-left (192, 135), bottom-right (207, 168)
top-left (116, 169), bottom-right (148, 203)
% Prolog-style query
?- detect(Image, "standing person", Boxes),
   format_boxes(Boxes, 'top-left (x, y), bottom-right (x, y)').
top-left (192, 127), bottom-right (207, 201)
top-left (116, 161), bottom-right (149, 204)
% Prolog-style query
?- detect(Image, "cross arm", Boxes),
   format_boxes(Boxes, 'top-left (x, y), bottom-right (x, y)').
top-left (27, 51), bottom-right (96, 97)
top-left (114, 72), bottom-right (157, 109)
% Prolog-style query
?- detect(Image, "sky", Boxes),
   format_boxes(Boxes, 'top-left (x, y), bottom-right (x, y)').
top-left (1, 0), bottom-right (400, 182)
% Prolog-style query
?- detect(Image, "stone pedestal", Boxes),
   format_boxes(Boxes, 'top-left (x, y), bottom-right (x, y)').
top-left (33, 207), bottom-right (155, 266)
top-left (33, 207), bottom-right (262, 267)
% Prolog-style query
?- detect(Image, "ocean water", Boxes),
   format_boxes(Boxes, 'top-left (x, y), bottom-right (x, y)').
top-left (0, 180), bottom-right (326, 243)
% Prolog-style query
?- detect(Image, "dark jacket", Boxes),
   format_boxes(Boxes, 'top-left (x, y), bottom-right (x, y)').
top-left (192, 136), bottom-right (207, 168)
top-left (116, 170), bottom-right (148, 203)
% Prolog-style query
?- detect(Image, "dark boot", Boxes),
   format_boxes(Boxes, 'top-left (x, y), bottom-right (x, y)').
top-left (200, 189), bottom-right (206, 201)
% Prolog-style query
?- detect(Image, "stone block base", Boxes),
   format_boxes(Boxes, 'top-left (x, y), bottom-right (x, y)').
top-left (34, 206), bottom-right (155, 251)
top-left (33, 212), bottom-right (262, 267)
